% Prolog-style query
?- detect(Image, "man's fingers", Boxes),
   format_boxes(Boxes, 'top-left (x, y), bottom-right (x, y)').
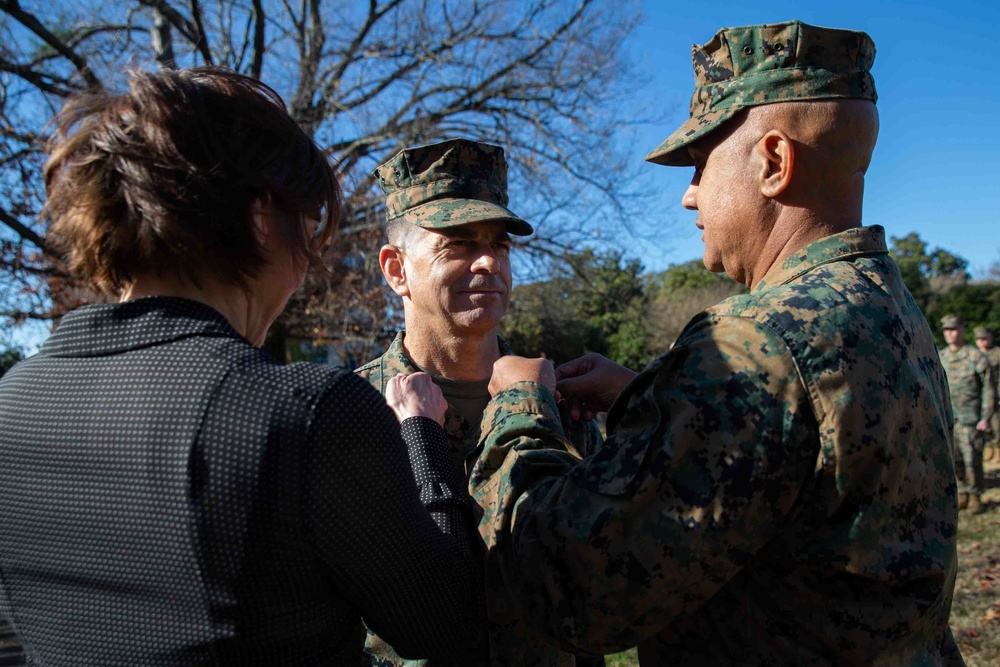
top-left (555, 354), bottom-right (594, 381)
top-left (555, 374), bottom-right (593, 402)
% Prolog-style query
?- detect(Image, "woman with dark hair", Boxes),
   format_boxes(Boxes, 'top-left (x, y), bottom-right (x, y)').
top-left (0, 68), bottom-right (480, 666)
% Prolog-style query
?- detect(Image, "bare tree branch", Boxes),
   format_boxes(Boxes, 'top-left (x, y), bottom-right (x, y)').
top-left (249, 0), bottom-right (265, 78)
top-left (188, 0), bottom-right (213, 64)
top-left (138, 0), bottom-right (212, 64)
top-left (0, 54), bottom-right (77, 96)
top-left (148, 5), bottom-right (177, 69)
top-left (0, 0), bottom-right (102, 88)
top-left (288, 0), bottom-right (325, 132)
top-left (0, 207), bottom-right (49, 254)
top-left (0, 308), bottom-right (61, 321)
top-left (0, 0), bottom-right (652, 355)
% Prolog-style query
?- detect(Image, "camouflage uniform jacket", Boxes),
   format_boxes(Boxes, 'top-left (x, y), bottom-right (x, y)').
top-left (983, 346), bottom-right (1000, 385)
top-left (471, 226), bottom-right (964, 665)
top-left (356, 331), bottom-right (603, 667)
top-left (981, 347), bottom-right (999, 413)
top-left (938, 344), bottom-right (995, 426)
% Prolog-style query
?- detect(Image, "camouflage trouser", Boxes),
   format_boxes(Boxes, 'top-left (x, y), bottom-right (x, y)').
top-left (953, 424), bottom-right (985, 496)
top-left (988, 412), bottom-right (1000, 449)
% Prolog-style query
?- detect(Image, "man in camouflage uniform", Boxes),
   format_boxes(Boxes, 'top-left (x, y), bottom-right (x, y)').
top-left (940, 315), bottom-right (995, 514)
top-left (470, 21), bottom-right (964, 665)
top-left (356, 138), bottom-right (603, 667)
top-left (974, 326), bottom-right (1000, 464)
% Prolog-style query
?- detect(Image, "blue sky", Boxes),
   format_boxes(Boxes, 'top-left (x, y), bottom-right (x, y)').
top-left (628, 0), bottom-right (1000, 277)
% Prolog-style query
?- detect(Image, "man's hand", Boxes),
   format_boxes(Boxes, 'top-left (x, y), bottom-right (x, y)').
top-left (555, 353), bottom-right (637, 421)
top-left (977, 418), bottom-right (990, 432)
top-left (386, 372), bottom-right (448, 426)
top-left (488, 356), bottom-right (556, 397)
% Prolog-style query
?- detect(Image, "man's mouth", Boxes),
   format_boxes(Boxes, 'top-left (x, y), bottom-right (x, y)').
top-left (460, 283), bottom-right (504, 295)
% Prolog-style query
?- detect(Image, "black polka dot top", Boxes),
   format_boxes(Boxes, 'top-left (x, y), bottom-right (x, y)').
top-left (0, 297), bottom-right (479, 666)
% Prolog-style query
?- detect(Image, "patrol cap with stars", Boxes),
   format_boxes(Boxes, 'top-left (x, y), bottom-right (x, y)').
top-left (374, 138), bottom-right (533, 236)
top-left (645, 20), bottom-right (877, 167)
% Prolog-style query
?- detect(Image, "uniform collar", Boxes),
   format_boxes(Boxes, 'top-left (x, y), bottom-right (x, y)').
top-left (380, 330), bottom-right (514, 453)
top-left (754, 225), bottom-right (888, 292)
top-left (37, 297), bottom-right (241, 358)
top-left (379, 330), bottom-right (513, 378)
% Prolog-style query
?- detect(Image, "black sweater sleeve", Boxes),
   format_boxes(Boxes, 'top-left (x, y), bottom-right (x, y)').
top-left (302, 373), bottom-right (479, 662)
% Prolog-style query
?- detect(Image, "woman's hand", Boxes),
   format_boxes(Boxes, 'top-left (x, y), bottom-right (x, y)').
top-left (385, 372), bottom-right (448, 426)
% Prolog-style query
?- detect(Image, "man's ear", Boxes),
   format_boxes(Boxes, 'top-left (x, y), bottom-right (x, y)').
top-left (380, 244), bottom-right (409, 297)
top-left (755, 129), bottom-right (794, 199)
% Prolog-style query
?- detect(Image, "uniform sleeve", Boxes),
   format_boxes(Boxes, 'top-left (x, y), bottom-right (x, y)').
top-left (470, 315), bottom-right (820, 655)
top-left (559, 402), bottom-right (604, 459)
top-left (303, 373), bottom-right (482, 662)
top-left (979, 355), bottom-right (996, 422)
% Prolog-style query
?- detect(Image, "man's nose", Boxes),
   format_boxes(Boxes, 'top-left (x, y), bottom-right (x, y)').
top-left (471, 248), bottom-right (500, 273)
top-left (682, 183), bottom-right (698, 211)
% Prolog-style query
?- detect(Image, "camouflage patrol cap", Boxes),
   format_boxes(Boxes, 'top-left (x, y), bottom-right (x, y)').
top-left (974, 326), bottom-right (993, 339)
top-left (374, 138), bottom-right (532, 235)
top-left (645, 20), bottom-right (877, 167)
top-left (941, 314), bottom-right (964, 329)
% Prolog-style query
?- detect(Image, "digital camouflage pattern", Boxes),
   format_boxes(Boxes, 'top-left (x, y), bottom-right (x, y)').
top-left (938, 343), bottom-right (995, 427)
top-left (981, 345), bottom-right (1000, 451)
top-left (375, 139), bottom-right (533, 236)
top-left (951, 424), bottom-right (986, 497)
top-left (978, 345), bottom-right (1000, 387)
top-left (471, 226), bottom-right (965, 665)
top-left (973, 327), bottom-right (1000, 451)
top-left (356, 331), bottom-right (603, 667)
top-left (645, 20), bottom-right (877, 166)
top-left (939, 341), bottom-right (995, 497)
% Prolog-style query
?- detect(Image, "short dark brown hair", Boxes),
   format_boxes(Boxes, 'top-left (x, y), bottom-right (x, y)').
top-left (43, 67), bottom-right (340, 294)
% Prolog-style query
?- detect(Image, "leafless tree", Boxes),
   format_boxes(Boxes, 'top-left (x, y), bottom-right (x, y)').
top-left (0, 0), bottom-right (652, 359)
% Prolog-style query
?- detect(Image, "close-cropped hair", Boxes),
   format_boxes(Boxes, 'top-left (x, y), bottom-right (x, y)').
top-left (385, 217), bottom-right (419, 249)
top-left (43, 67), bottom-right (341, 294)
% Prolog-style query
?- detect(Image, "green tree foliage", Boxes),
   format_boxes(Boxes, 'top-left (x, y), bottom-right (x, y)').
top-left (926, 284), bottom-right (1000, 347)
top-left (644, 260), bottom-right (746, 352)
top-left (0, 345), bottom-right (23, 378)
top-left (502, 254), bottom-right (748, 370)
top-left (889, 232), bottom-right (969, 311)
top-left (646, 258), bottom-right (733, 299)
top-left (887, 233), bottom-right (1000, 346)
top-left (502, 249), bottom-right (649, 368)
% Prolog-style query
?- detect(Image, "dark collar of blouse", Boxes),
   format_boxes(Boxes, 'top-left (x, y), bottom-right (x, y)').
top-left (38, 297), bottom-right (242, 358)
